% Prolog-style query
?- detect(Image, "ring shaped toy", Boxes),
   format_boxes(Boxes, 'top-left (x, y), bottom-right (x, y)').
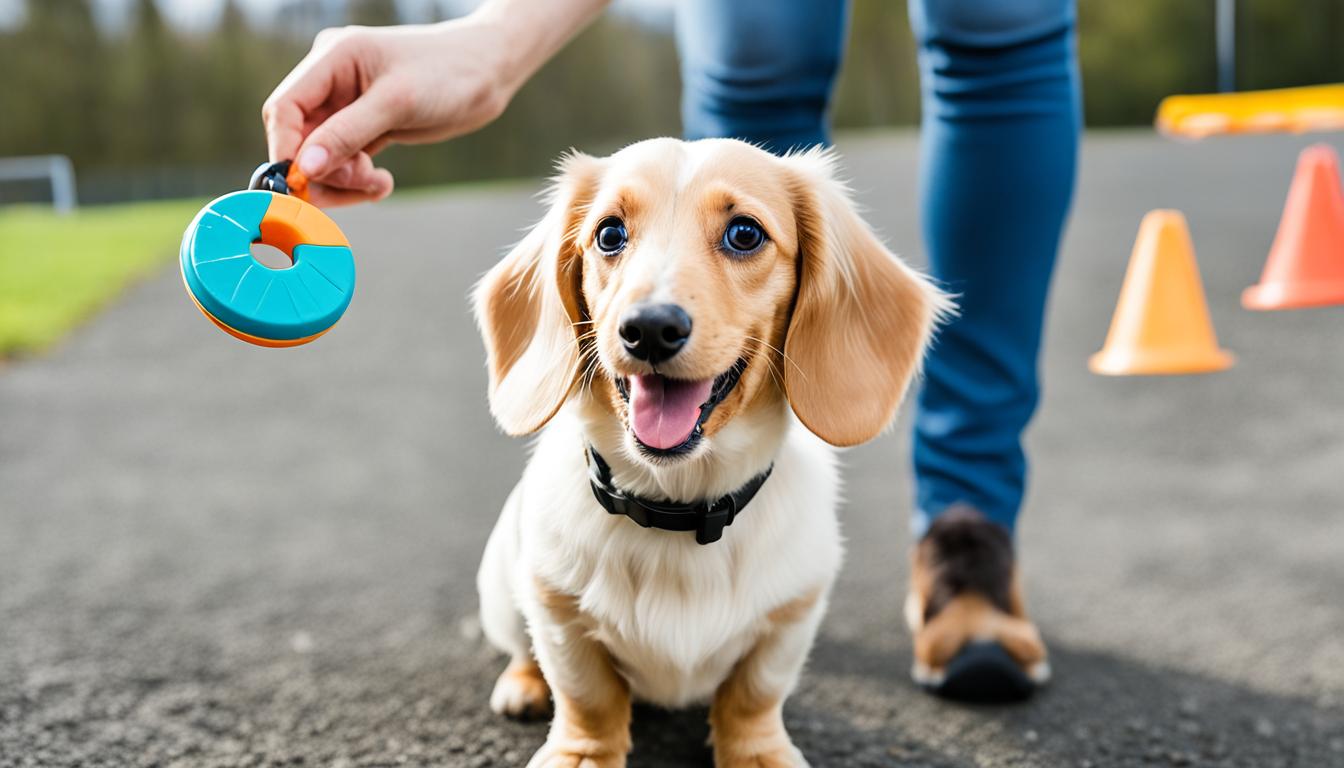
top-left (180, 161), bottom-right (354, 347)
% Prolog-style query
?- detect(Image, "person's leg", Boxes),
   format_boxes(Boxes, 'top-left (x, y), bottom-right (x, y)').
top-left (909, 0), bottom-right (1081, 538)
top-left (676, 0), bottom-right (848, 153)
top-left (902, 0), bottom-right (1078, 701)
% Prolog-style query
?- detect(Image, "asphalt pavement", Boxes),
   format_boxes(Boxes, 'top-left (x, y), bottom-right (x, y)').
top-left (2, 132), bottom-right (1342, 767)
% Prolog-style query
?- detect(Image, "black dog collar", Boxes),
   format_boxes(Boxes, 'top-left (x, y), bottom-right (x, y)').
top-left (586, 447), bottom-right (773, 545)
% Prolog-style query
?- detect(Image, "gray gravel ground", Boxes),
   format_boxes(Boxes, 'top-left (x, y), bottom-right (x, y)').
top-left (2, 132), bottom-right (1342, 767)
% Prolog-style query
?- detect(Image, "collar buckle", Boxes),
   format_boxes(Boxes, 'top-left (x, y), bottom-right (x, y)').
top-left (696, 495), bottom-right (736, 545)
top-left (585, 446), bottom-right (769, 546)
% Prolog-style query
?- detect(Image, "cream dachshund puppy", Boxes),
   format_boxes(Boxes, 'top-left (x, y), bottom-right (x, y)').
top-left (474, 138), bottom-right (949, 768)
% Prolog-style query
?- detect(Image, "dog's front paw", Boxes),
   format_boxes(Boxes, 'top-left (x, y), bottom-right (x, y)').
top-left (491, 657), bottom-right (552, 720)
top-left (714, 741), bottom-right (809, 768)
top-left (525, 740), bottom-right (627, 768)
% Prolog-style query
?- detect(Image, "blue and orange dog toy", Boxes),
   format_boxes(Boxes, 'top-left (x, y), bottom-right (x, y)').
top-left (180, 161), bottom-right (355, 347)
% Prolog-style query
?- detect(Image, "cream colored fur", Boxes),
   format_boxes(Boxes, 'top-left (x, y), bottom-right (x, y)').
top-left (473, 138), bottom-right (944, 768)
top-left (478, 397), bottom-right (841, 700)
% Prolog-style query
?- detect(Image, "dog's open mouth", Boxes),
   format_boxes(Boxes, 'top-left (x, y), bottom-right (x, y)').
top-left (615, 359), bottom-right (746, 455)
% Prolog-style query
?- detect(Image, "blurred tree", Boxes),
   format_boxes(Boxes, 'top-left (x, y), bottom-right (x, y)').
top-left (833, 0), bottom-right (921, 129)
top-left (0, 0), bottom-right (106, 165)
top-left (1076, 0), bottom-right (1217, 125)
top-left (197, 0), bottom-right (271, 164)
top-left (1241, 0), bottom-right (1344, 91)
top-left (106, 0), bottom-right (190, 165)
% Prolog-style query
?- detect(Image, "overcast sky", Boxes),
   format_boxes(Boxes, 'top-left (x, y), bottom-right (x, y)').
top-left (0, 0), bottom-right (671, 31)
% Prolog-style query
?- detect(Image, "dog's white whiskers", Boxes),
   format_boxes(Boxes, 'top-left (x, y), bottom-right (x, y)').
top-left (583, 357), bottom-right (601, 391)
top-left (576, 347), bottom-right (605, 392)
top-left (745, 339), bottom-right (784, 388)
top-left (743, 335), bottom-right (793, 387)
top-left (572, 328), bottom-right (599, 353)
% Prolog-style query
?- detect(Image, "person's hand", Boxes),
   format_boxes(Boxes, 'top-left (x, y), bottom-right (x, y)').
top-left (262, 18), bottom-right (516, 207)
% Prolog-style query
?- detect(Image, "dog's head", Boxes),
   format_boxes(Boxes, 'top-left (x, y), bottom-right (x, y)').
top-left (475, 138), bottom-right (948, 466)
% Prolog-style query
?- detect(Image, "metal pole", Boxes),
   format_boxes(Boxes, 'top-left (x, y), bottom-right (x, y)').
top-left (1217, 0), bottom-right (1236, 93)
top-left (49, 155), bottom-right (77, 215)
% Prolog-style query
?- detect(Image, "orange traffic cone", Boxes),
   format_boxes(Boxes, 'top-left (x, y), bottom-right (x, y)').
top-left (1090, 210), bottom-right (1235, 376)
top-left (1242, 143), bottom-right (1344, 310)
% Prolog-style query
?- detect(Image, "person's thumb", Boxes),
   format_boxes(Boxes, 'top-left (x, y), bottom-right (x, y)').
top-left (296, 89), bottom-right (399, 179)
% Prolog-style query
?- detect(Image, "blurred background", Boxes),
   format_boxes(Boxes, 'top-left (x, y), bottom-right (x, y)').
top-left (2, 0), bottom-right (1341, 357)
top-left (1, 0), bottom-right (1343, 205)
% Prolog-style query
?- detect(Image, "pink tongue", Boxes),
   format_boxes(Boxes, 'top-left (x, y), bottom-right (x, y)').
top-left (628, 374), bottom-right (715, 450)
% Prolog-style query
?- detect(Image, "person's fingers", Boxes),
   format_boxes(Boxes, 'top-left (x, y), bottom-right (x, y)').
top-left (343, 153), bottom-right (393, 194)
top-left (365, 135), bottom-right (393, 157)
top-left (358, 125), bottom-right (464, 160)
top-left (318, 152), bottom-right (390, 194)
top-left (263, 99), bottom-right (308, 164)
top-left (294, 151), bottom-right (394, 207)
top-left (304, 168), bottom-right (394, 208)
top-left (319, 156), bottom-right (358, 188)
top-left (297, 87), bottom-right (403, 180)
top-left (262, 42), bottom-right (350, 163)
top-left (304, 184), bottom-right (371, 207)
top-left (382, 118), bottom-right (499, 150)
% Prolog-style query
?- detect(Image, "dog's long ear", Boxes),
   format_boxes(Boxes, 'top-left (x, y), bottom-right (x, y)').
top-left (782, 149), bottom-right (952, 447)
top-left (473, 153), bottom-right (600, 435)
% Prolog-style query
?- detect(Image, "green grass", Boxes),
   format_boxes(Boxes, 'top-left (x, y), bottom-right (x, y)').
top-left (0, 198), bottom-right (204, 357)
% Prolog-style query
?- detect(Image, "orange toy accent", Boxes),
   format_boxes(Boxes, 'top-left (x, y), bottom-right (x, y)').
top-left (285, 165), bottom-right (310, 201)
top-left (1242, 144), bottom-right (1344, 311)
top-left (181, 272), bottom-right (332, 348)
top-left (259, 193), bottom-right (349, 257)
top-left (1090, 210), bottom-right (1235, 376)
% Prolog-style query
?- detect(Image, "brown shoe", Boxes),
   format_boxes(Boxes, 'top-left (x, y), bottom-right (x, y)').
top-left (904, 506), bottom-right (1050, 702)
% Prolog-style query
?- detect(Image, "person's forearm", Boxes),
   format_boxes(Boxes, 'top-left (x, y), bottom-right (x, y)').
top-left (470, 0), bottom-right (613, 96)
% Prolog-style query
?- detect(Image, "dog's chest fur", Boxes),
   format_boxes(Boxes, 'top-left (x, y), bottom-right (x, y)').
top-left (512, 408), bottom-right (843, 708)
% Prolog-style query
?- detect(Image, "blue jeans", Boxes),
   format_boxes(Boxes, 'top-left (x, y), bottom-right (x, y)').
top-left (678, 0), bottom-right (1080, 536)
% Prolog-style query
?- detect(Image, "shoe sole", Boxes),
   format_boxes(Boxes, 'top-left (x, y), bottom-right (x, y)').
top-left (916, 641), bottom-right (1040, 704)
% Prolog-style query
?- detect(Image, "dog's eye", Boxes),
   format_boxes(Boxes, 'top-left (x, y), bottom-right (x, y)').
top-left (722, 217), bottom-right (766, 255)
top-left (595, 217), bottom-right (628, 255)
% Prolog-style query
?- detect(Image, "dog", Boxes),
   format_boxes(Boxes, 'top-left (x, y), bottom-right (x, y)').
top-left (473, 138), bottom-right (949, 767)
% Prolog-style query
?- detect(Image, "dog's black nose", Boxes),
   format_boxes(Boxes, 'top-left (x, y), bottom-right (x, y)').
top-left (619, 303), bottom-right (692, 365)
